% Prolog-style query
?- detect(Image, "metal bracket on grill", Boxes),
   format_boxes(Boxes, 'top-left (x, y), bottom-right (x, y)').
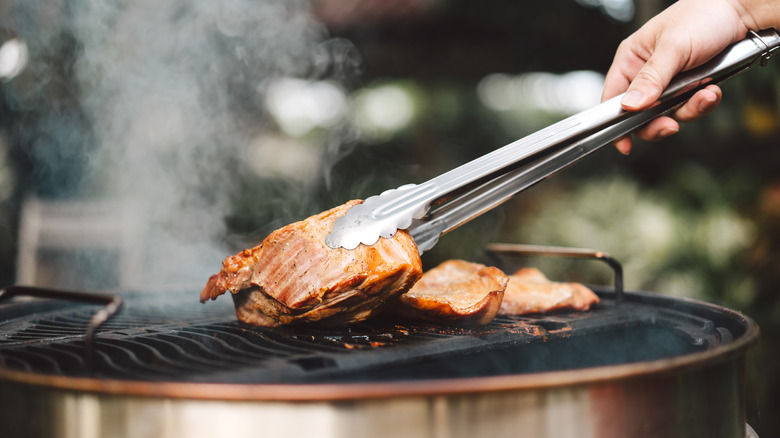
top-left (0, 285), bottom-right (124, 369)
top-left (485, 243), bottom-right (624, 302)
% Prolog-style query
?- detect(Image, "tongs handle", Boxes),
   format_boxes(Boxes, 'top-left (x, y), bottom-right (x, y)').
top-left (327, 29), bottom-right (780, 253)
top-left (409, 29), bottom-right (780, 251)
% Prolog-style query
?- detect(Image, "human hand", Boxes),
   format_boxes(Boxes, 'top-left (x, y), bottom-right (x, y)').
top-left (601, 0), bottom-right (756, 154)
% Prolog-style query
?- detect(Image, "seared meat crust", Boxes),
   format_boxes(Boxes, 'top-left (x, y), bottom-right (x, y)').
top-left (393, 259), bottom-right (508, 326)
top-left (498, 267), bottom-right (600, 315)
top-left (200, 200), bottom-right (423, 326)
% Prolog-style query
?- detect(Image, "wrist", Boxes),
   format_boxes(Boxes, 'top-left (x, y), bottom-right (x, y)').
top-left (725, 0), bottom-right (780, 31)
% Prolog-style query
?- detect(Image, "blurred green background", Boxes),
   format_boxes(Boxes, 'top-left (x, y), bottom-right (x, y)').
top-left (1, 0), bottom-right (779, 435)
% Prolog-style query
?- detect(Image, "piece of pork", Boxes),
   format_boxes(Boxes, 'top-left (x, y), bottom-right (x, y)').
top-left (200, 200), bottom-right (423, 327)
top-left (393, 259), bottom-right (508, 326)
top-left (498, 267), bottom-right (600, 315)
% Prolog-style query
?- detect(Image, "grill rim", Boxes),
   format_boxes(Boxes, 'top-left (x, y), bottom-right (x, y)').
top-left (0, 289), bottom-right (759, 401)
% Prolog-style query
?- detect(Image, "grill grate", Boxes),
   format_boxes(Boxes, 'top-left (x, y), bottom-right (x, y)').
top-left (0, 288), bottom-right (741, 384)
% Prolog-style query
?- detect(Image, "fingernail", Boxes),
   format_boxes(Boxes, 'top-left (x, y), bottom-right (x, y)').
top-left (615, 138), bottom-right (632, 155)
top-left (699, 96), bottom-right (717, 112)
top-left (658, 126), bottom-right (679, 138)
top-left (621, 90), bottom-right (644, 109)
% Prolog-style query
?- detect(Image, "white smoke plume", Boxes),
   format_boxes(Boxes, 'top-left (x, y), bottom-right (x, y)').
top-left (6, 0), bottom-right (355, 290)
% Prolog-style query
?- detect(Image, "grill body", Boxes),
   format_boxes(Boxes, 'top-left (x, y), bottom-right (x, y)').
top-left (0, 359), bottom-right (748, 438)
top-left (0, 288), bottom-right (759, 438)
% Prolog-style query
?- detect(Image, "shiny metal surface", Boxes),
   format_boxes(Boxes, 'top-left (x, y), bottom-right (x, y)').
top-left (326, 29), bottom-right (780, 253)
top-left (0, 357), bottom-right (753, 438)
top-left (0, 245), bottom-right (761, 437)
top-left (0, 289), bottom-right (760, 438)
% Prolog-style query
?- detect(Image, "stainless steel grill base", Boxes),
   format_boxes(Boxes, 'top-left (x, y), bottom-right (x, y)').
top-left (0, 361), bottom-right (753, 438)
top-left (0, 287), bottom-right (759, 438)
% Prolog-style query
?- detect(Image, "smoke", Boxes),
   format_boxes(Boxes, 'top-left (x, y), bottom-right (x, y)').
top-left (5, 0), bottom-right (351, 290)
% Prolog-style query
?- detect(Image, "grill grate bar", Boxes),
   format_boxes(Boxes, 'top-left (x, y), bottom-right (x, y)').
top-left (4, 347), bottom-right (64, 375)
top-left (0, 354), bottom-right (31, 372)
top-left (137, 335), bottom-right (258, 369)
top-left (178, 326), bottom-right (310, 358)
top-left (0, 289), bottom-right (742, 383)
top-left (98, 339), bottom-right (221, 374)
top-left (90, 345), bottom-right (185, 380)
top-left (38, 343), bottom-right (87, 369)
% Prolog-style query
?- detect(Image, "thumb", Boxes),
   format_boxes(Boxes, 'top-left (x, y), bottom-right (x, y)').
top-left (620, 53), bottom-right (684, 111)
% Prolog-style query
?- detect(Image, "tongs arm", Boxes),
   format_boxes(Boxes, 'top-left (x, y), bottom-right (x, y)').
top-left (327, 29), bottom-right (780, 253)
top-left (410, 29), bottom-right (780, 252)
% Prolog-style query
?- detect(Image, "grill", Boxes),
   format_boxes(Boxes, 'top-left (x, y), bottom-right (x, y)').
top-left (0, 288), bottom-right (742, 385)
top-left (0, 245), bottom-right (760, 438)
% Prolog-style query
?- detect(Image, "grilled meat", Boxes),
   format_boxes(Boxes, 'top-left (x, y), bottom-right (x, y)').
top-left (200, 200), bottom-right (423, 327)
top-left (498, 267), bottom-right (600, 315)
top-left (393, 260), bottom-right (508, 326)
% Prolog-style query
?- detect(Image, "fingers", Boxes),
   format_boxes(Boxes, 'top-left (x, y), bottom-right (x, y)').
top-left (601, 0), bottom-right (747, 155)
top-left (614, 136), bottom-right (633, 155)
top-left (613, 118), bottom-right (679, 155)
top-left (601, 44), bottom-right (640, 103)
top-left (634, 86), bottom-right (721, 140)
top-left (671, 84), bottom-right (722, 122)
top-left (612, 85), bottom-right (722, 154)
top-left (634, 117), bottom-right (679, 142)
top-left (619, 43), bottom-right (689, 111)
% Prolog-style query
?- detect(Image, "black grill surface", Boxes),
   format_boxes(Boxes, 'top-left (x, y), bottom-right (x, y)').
top-left (0, 289), bottom-right (747, 383)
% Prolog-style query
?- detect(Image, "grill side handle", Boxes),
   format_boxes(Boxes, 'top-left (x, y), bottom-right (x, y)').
top-left (0, 285), bottom-right (124, 368)
top-left (485, 243), bottom-right (624, 302)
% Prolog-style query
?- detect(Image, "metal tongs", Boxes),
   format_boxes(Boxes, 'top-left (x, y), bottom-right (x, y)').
top-left (327, 29), bottom-right (780, 254)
